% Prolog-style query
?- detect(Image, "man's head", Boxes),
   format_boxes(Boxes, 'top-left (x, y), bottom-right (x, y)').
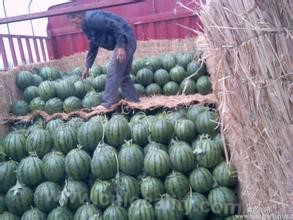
top-left (67, 11), bottom-right (85, 28)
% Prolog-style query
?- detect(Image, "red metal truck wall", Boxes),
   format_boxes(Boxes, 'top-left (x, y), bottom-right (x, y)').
top-left (47, 0), bottom-right (201, 59)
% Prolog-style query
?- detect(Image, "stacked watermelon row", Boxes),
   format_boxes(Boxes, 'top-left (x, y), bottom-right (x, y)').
top-left (0, 105), bottom-right (241, 219)
top-left (10, 51), bottom-right (212, 116)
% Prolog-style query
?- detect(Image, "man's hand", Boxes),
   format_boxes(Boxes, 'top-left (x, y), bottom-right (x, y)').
top-left (117, 48), bottom-right (126, 63)
top-left (81, 68), bottom-right (89, 80)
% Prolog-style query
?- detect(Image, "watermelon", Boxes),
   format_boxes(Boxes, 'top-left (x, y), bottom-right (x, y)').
top-left (92, 75), bottom-right (106, 92)
top-left (166, 109), bottom-right (187, 126)
top-left (131, 123), bottom-right (149, 146)
top-left (39, 66), bottom-right (60, 80)
top-left (0, 212), bottom-right (19, 220)
top-left (194, 135), bottom-right (223, 168)
top-left (144, 142), bottom-right (167, 155)
top-left (134, 84), bottom-right (146, 96)
top-left (29, 97), bottom-right (45, 111)
top-left (46, 119), bottom-right (64, 134)
top-left (146, 83), bottom-right (162, 96)
top-left (195, 110), bottom-right (219, 135)
top-left (60, 179), bottom-right (89, 210)
top-left (169, 141), bottom-right (196, 173)
top-left (32, 73), bottom-right (44, 86)
top-left (187, 105), bottom-right (209, 123)
top-left (150, 117), bottom-right (174, 145)
top-left (118, 142), bottom-right (144, 176)
top-left (10, 100), bottom-right (30, 116)
top-left (0, 143), bottom-right (5, 162)
top-left (71, 66), bottom-right (83, 76)
top-left (208, 186), bottom-right (237, 217)
top-left (132, 58), bottom-right (146, 74)
top-left (45, 98), bottom-right (63, 114)
top-left (3, 132), bottom-right (27, 161)
top-left (163, 81), bottom-right (180, 96)
top-left (73, 204), bottom-right (101, 220)
top-left (82, 91), bottom-right (102, 108)
top-left (16, 71), bottom-right (34, 90)
top-left (0, 194), bottom-right (5, 214)
top-left (144, 148), bottom-right (170, 177)
top-left (141, 176), bottom-right (165, 203)
top-left (180, 78), bottom-right (197, 95)
top-left (213, 134), bottom-right (225, 155)
top-left (169, 65), bottom-right (187, 83)
top-left (34, 181), bottom-right (61, 212)
top-left (128, 199), bottom-right (155, 220)
top-left (160, 54), bottom-right (176, 71)
top-left (26, 128), bottom-right (52, 158)
top-left (23, 86), bottom-right (39, 102)
top-left (189, 167), bottom-right (214, 193)
top-left (164, 171), bottom-right (190, 199)
top-left (116, 174), bottom-right (140, 207)
top-left (63, 96), bottom-right (82, 113)
top-left (0, 160), bottom-right (17, 193)
top-left (74, 80), bottom-right (93, 98)
top-left (103, 204), bottom-right (128, 220)
top-left (154, 69), bottom-right (170, 87)
top-left (135, 68), bottom-right (154, 86)
top-left (213, 161), bottom-right (238, 187)
top-left (146, 56), bottom-right (162, 71)
top-left (67, 117), bottom-right (84, 129)
top-left (184, 192), bottom-right (210, 220)
top-left (176, 53), bottom-right (193, 69)
top-left (174, 118), bottom-right (197, 142)
top-left (43, 151), bottom-right (65, 183)
top-left (90, 180), bottom-right (114, 209)
top-left (55, 79), bottom-right (76, 100)
top-left (90, 65), bottom-right (104, 77)
top-left (5, 182), bottom-right (33, 216)
top-left (105, 115), bottom-right (131, 148)
top-left (186, 61), bottom-right (206, 80)
top-left (91, 144), bottom-right (118, 180)
top-left (65, 148), bottom-right (91, 180)
top-left (17, 155), bottom-right (44, 186)
top-left (196, 75), bottom-right (212, 95)
top-left (47, 207), bottom-right (73, 220)
top-left (77, 120), bottom-right (103, 153)
top-left (53, 125), bottom-right (77, 154)
top-left (38, 81), bottom-right (56, 101)
top-left (155, 194), bottom-right (183, 220)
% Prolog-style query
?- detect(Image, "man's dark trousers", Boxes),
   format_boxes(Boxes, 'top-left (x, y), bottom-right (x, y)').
top-left (101, 36), bottom-right (139, 108)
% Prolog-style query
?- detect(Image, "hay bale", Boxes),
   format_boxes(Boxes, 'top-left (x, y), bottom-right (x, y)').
top-left (198, 0), bottom-right (292, 216)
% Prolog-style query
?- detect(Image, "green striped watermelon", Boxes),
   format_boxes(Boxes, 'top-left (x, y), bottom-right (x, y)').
top-left (38, 81), bottom-right (56, 101)
top-left (21, 208), bottom-right (47, 220)
top-left (105, 115), bottom-right (131, 148)
top-left (0, 160), bottom-right (17, 193)
top-left (169, 65), bottom-right (187, 83)
top-left (174, 118), bottom-right (197, 142)
top-left (128, 199), bottom-right (155, 220)
top-left (186, 105), bottom-right (209, 123)
top-left (196, 75), bottom-right (212, 95)
top-left (184, 192), bottom-right (210, 220)
top-left (118, 142), bottom-right (144, 176)
top-left (17, 155), bottom-right (44, 186)
top-left (16, 71), bottom-right (34, 90)
top-left (164, 171), bottom-right (190, 199)
top-left (131, 123), bottom-right (149, 146)
top-left (26, 128), bottom-right (52, 158)
top-left (116, 174), bottom-right (140, 207)
top-left (61, 179), bottom-right (89, 210)
top-left (82, 91), bottom-right (103, 108)
top-left (103, 204), bottom-right (128, 220)
top-left (77, 120), bottom-right (103, 153)
top-left (195, 110), bottom-right (219, 136)
top-left (91, 144), bottom-right (118, 180)
top-left (43, 151), bottom-right (66, 183)
top-left (163, 81), bottom-right (180, 96)
top-left (150, 117), bottom-right (174, 145)
top-left (208, 186), bottom-right (237, 217)
top-left (144, 148), bottom-right (170, 177)
top-left (90, 180), bottom-right (114, 209)
top-left (132, 58), bottom-right (146, 74)
top-left (169, 141), bottom-right (195, 173)
top-left (0, 212), bottom-right (19, 220)
top-left (32, 73), bottom-right (44, 86)
top-left (135, 68), bottom-right (154, 86)
top-left (53, 125), bottom-right (77, 154)
top-left (155, 194), bottom-right (183, 220)
top-left (146, 56), bottom-right (162, 71)
top-left (90, 65), bottom-right (103, 77)
top-left (45, 98), bottom-right (63, 114)
top-left (29, 97), bottom-right (45, 112)
top-left (213, 161), bottom-right (238, 187)
top-left (55, 79), bottom-right (76, 100)
top-left (39, 66), bottom-right (60, 81)
top-left (67, 117), bottom-right (84, 129)
top-left (46, 119), bottom-right (64, 134)
top-left (23, 86), bottom-right (39, 102)
top-left (154, 69), bottom-right (170, 86)
top-left (134, 83), bottom-right (146, 96)
top-left (176, 53), bottom-right (193, 69)
top-left (63, 96), bottom-right (82, 113)
top-left (5, 181), bottom-right (33, 216)
top-left (65, 148), bottom-right (91, 180)
top-left (47, 206), bottom-right (73, 220)
top-left (186, 61), bottom-right (206, 80)
top-left (189, 167), bottom-right (214, 193)
top-left (213, 134), bottom-right (225, 155)
top-left (160, 54), bottom-right (176, 71)
top-left (180, 78), bottom-right (197, 95)
top-left (140, 176), bottom-right (165, 203)
top-left (144, 142), bottom-right (167, 155)
top-left (10, 100), bottom-right (30, 116)
top-left (73, 204), bottom-right (102, 220)
top-left (92, 75), bottom-right (106, 92)
top-left (34, 181), bottom-right (61, 212)
top-left (0, 194), bottom-right (6, 213)
top-left (74, 80), bottom-right (93, 98)
top-left (146, 83), bottom-right (162, 96)
top-left (194, 135), bottom-right (223, 168)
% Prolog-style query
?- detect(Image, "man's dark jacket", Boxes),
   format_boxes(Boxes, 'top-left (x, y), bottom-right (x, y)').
top-left (82, 10), bottom-right (135, 69)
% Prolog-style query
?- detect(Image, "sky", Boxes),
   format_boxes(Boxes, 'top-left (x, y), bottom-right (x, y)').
top-left (0, 0), bottom-right (70, 36)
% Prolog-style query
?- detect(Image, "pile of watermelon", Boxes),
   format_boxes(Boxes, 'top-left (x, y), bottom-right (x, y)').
top-left (0, 105), bottom-right (241, 219)
top-left (10, 52), bottom-right (212, 116)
